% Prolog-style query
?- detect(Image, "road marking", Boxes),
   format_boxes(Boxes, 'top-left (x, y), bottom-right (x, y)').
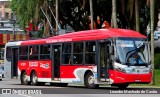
top-left (18, 94), bottom-right (32, 97)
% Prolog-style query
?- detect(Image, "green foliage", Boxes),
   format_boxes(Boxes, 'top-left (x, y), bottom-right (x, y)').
top-left (155, 69), bottom-right (160, 86)
top-left (154, 52), bottom-right (160, 69)
top-left (10, 0), bottom-right (160, 36)
top-left (10, 0), bottom-right (39, 30)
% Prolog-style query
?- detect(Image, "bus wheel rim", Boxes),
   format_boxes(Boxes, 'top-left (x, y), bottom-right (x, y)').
top-left (23, 74), bottom-right (27, 82)
top-left (88, 76), bottom-right (94, 85)
top-left (33, 74), bottom-right (37, 83)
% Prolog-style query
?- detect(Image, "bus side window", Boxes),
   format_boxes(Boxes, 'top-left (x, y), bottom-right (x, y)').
top-left (73, 42), bottom-right (83, 64)
top-left (6, 47), bottom-right (11, 61)
top-left (62, 43), bottom-right (71, 64)
top-left (40, 45), bottom-right (50, 59)
top-left (29, 45), bottom-right (39, 60)
top-left (19, 46), bottom-right (28, 60)
top-left (85, 41), bottom-right (95, 64)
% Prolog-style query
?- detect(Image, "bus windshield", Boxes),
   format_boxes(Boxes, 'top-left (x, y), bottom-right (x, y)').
top-left (116, 38), bottom-right (149, 66)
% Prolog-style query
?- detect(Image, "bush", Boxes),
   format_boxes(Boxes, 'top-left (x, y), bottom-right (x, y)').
top-left (154, 53), bottom-right (160, 69)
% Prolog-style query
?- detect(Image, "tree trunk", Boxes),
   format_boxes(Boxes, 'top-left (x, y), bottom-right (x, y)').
top-left (89, 0), bottom-right (94, 29)
top-left (112, 0), bottom-right (118, 28)
top-left (150, 0), bottom-right (155, 85)
top-left (135, 0), bottom-right (140, 32)
top-left (43, 1), bottom-right (50, 37)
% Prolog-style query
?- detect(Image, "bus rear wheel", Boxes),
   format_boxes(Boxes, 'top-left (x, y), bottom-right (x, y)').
top-left (21, 72), bottom-right (30, 85)
top-left (31, 71), bottom-right (45, 86)
top-left (85, 72), bottom-right (99, 89)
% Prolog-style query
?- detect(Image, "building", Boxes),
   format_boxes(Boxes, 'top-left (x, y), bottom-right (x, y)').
top-left (0, 0), bottom-right (12, 21)
top-left (0, 0), bottom-right (29, 50)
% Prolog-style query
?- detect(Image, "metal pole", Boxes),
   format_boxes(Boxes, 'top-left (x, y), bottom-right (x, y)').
top-left (49, 6), bottom-right (60, 30)
top-left (40, 6), bottom-right (55, 35)
top-left (89, 0), bottom-right (94, 29)
top-left (13, 21), bottom-right (15, 41)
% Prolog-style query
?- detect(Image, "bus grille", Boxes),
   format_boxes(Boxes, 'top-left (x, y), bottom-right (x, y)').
top-left (41, 71), bottom-right (49, 77)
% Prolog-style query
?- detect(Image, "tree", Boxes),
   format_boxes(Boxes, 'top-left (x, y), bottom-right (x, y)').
top-left (135, 0), bottom-right (140, 32)
top-left (10, 0), bottom-right (159, 37)
top-left (112, 0), bottom-right (117, 28)
top-left (150, 0), bottom-right (155, 85)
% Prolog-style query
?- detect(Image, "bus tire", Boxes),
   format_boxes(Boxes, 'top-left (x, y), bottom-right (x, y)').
top-left (21, 72), bottom-right (30, 85)
top-left (85, 72), bottom-right (99, 89)
top-left (31, 71), bottom-right (39, 86)
top-left (117, 84), bottom-right (129, 89)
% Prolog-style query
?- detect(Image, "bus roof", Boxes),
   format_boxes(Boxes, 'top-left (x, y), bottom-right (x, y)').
top-left (20, 28), bottom-right (146, 45)
top-left (5, 41), bottom-right (22, 47)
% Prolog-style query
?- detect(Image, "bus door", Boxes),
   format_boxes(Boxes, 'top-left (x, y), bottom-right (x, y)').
top-left (11, 47), bottom-right (19, 78)
top-left (98, 42), bottom-right (110, 82)
top-left (52, 45), bottom-right (61, 80)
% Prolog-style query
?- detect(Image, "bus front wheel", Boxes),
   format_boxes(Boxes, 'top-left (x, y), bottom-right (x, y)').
top-left (21, 72), bottom-right (30, 85)
top-left (85, 72), bottom-right (99, 88)
top-left (112, 83), bottom-right (129, 89)
top-left (117, 84), bottom-right (129, 89)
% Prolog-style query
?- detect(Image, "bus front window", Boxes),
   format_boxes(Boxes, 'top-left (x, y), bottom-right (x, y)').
top-left (116, 38), bottom-right (149, 66)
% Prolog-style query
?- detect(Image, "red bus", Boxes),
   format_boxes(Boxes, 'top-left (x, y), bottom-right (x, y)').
top-left (4, 29), bottom-right (151, 88)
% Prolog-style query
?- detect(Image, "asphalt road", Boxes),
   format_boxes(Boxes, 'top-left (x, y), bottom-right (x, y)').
top-left (0, 79), bottom-right (160, 97)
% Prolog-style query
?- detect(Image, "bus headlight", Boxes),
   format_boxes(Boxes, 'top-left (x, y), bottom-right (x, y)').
top-left (149, 68), bottom-right (152, 73)
top-left (115, 66), bottom-right (126, 73)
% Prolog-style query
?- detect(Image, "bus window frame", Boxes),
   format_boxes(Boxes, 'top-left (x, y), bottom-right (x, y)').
top-left (72, 42), bottom-right (84, 65)
top-left (19, 46), bottom-right (29, 60)
top-left (39, 44), bottom-right (51, 60)
top-left (84, 41), bottom-right (96, 65)
top-left (6, 46), bottom-right (12, 62)
top-left (61, 40), bottom-right (97, 66)
top-left (61, 42), bottom-right (72, 65)
top-left (29, 45), bottom-right (40, 60)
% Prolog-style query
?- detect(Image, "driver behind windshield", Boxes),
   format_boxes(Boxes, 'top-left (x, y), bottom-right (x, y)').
top-left (128, 53), bottom-right (144, 66)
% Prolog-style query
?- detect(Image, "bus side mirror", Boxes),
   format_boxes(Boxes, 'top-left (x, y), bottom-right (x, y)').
top-left (109, 45), bottom-right (114, 55)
